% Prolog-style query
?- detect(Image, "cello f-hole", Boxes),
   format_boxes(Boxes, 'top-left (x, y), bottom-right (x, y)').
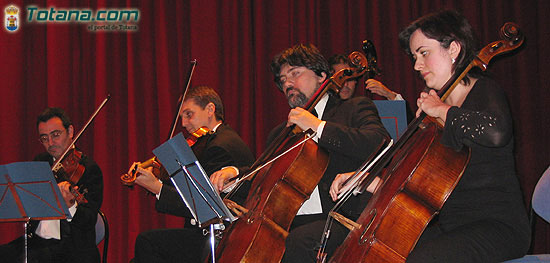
top-left (359, 209), bottom-right (377, 244)
top-left (247, 195), bottom-right (261, 224)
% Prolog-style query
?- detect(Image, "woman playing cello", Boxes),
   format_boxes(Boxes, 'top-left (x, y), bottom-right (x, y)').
top-left (399, 10), bottom-right (530, 262)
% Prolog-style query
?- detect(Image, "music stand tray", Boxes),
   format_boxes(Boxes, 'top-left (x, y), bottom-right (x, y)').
top-left (153, 133), bottom-right (236, 263)
top-left (153, 133), bottom-right (236, 228)
top-left (0, 161), bottom-right (71, 222)
top-left (0, 161), bottom-right (71, 262)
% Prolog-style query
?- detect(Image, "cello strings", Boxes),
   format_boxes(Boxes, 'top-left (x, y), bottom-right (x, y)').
top-left (316, 139), bottom-right (393, 261)
top-left (223, 131), bottom-right (317, 201)
top-left (338, 139), bottom-right (393, 199)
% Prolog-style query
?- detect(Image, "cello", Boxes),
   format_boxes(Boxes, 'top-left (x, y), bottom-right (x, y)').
top-left (326, 22), bottom-right (524, 263)
top-left (213, 50), bottom-right (374, 263)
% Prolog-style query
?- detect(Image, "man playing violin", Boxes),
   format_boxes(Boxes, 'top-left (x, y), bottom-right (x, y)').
top-left (130, 85), bottom-right (255, 263)
top-left (0, 107), bottom-right (104, 263)
top-left (211, 44), bottom-right (390, 262)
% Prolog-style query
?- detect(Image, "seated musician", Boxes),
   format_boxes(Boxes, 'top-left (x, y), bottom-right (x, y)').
top-left (0, 107), bottom-right (104, 263)
top-left (398, 10), bottom-right (530, 262)
top-left (129, 85), bottom-right (255, 263)
top-left (211, 44), bottom-right (390, 262)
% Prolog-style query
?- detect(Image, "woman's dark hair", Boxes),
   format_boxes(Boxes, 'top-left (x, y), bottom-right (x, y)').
top-left (270, 44), bottom-right (330, 91)
top-left (398, 10), bottom-right (479, 84)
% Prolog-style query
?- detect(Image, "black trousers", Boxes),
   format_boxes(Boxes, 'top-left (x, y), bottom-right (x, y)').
top-left (134, 227), bottom-right (209, 263)
top-left (281, 190), bottom-right (373, 263)
top-left (0, 234), bottom-right (99, 263)
top-left (407, 219), bottom-right (530, 263)
top-left (0, 235), bottom-right (61, 263)
top-left (281, 218), bottom-right (349, 263)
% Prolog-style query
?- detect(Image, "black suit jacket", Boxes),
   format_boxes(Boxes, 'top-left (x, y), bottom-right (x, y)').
top-left (32, 151), bottom-right (103, 262)
top-left (155, 124), bottom-right (255, 218)
top-left (267, 95), bottom-right (389, 218)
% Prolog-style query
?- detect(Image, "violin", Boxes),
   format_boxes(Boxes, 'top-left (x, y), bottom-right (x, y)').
top-left (52, 148), bottom-right (88, 204)
top-left (120, 60), bottom-right (199, 187)
top-left (186, 126), bottom-right (211, 147)
top-left (51, 94), bottom-right (110, 204)
top-left (120, 126), bottom-right (211, 186)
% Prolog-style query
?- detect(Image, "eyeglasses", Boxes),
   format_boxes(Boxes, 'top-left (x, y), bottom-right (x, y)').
top-left (38, 130), bottom-right (64, 144)
top-left (278, 67), bottom-right (305, 86)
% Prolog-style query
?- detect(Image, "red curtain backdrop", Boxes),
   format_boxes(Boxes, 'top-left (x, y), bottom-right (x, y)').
top-left (1, 1), bottom-right (549, 262)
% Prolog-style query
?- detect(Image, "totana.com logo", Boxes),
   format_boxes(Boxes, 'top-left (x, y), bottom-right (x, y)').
top-left (3, 4), bottom-right (140, 33)
top-left (4, 5), bottom-right (19, 32)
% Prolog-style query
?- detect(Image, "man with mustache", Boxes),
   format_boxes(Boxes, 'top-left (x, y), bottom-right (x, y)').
top-left (0, 107), bottom-right (103, 263)
top-left (212, 44), bottom-right (389, 262)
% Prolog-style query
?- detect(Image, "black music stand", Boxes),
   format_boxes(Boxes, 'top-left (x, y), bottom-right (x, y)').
top-left (0, 161), bottom-right (71, 263)
top-left (153, 133), bottom-right (236, 263)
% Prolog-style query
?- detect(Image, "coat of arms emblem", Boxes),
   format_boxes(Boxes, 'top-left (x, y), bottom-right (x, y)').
top-left (5, 5), bottom-right (19, 32)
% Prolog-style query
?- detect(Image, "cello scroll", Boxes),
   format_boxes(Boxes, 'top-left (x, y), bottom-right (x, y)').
top-left (473, 22), bottom-right (523, 71)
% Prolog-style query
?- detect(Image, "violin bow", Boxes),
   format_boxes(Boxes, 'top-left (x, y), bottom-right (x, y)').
top-left (168, 59), bottom-right (197, 140)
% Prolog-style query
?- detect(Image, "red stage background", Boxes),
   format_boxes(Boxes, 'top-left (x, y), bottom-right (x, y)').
top-left (1, 1), bottom-right (549, 262)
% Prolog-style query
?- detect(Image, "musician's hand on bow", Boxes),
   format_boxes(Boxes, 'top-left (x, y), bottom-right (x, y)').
top-left (130, 162), bottom-right (162, 195)
top-left (58, 181), bottom-right (76, 207)
top-left (330, 171), bottom-right (354, 201)
top-left (210, 167), bottom-right (239, 192)
top-left (287, 107), bottom-right (322, 131)
top-left (416, 89), bottom-right (451, 122)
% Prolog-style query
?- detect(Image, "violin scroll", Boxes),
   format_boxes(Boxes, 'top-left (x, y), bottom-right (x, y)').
top-left (119, 169), bottom-right (137, 186)
top-left (120, 156), bottom-right (168, 186)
